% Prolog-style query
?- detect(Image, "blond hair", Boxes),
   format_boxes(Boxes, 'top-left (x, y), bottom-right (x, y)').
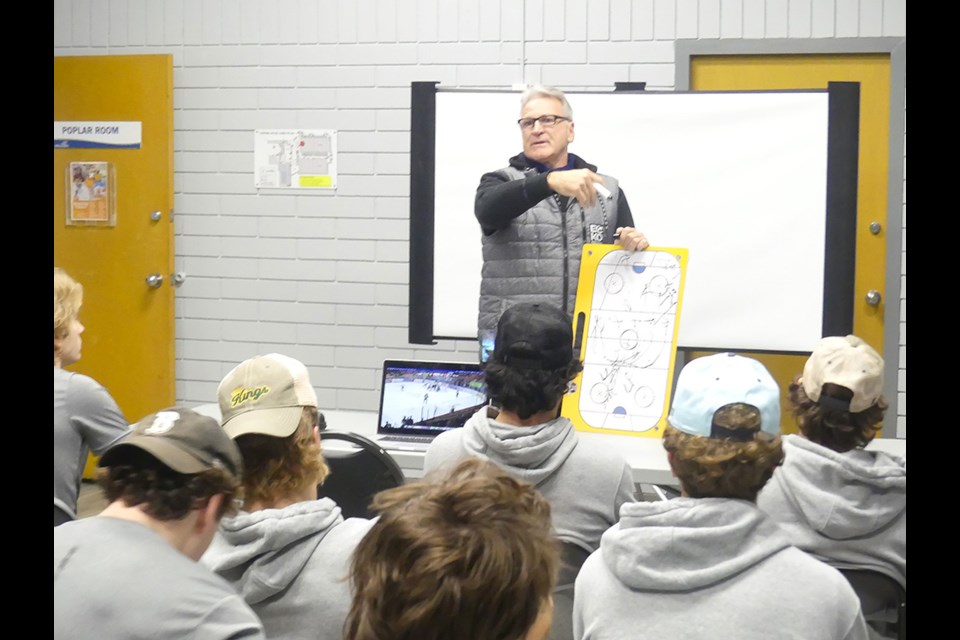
top-left (54, 267), bottom-right (83, 343)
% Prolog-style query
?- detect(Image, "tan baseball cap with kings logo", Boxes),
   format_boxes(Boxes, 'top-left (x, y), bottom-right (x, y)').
top-left (218, 353), bottom-right (318, 439)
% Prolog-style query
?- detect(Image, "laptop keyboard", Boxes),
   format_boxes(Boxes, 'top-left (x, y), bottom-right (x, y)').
top-left (381, 434), bottom-right (434, 443)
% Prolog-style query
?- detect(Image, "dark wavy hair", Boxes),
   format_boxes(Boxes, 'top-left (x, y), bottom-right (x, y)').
top-left (345, 458), bottom-right (559, 640)
top-left (484, 359), bottom-right (583, 419)
top-left (664, 403), bottom-right (784, 502)
top-left (97, 448), bottom-right (240, 521)
top-left (789, 377), bottom-right (887, 452)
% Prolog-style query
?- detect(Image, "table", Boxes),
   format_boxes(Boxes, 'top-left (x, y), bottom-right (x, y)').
top-left (191, 404), bottom-right (905, 486)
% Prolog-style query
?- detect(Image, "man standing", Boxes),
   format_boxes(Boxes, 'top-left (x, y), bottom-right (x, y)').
top-left (475, 84), bottom-right (649, 338)
top-left (54, 407), bottom-right (265, 640)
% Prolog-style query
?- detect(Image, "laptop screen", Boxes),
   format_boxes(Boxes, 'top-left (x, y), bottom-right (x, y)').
top-left (377, 360), bottom-right (488, 438)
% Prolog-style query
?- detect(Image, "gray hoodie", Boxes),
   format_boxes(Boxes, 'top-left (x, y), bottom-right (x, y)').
top-left (200, 498), bottom-right (374, 640)
top-left (573, 499), bottom-right (870, 640)
top-left (757, 434), bottom-right (906, 588)
top-left (424, 407), bottom-right (636, 552)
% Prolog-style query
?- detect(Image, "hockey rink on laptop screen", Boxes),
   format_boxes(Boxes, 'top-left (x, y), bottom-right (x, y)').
top-left (379, 365), bottom-right (487, 431)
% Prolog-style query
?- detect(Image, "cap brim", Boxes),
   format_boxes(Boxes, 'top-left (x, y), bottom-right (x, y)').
top-left (222, 406), bottom-right (304, 439)
top-left (99, 438), bottom-right (211, 475)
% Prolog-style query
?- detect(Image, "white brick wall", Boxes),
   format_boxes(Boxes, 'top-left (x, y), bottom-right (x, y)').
top-left (54, 0), bottom-right (906, 436)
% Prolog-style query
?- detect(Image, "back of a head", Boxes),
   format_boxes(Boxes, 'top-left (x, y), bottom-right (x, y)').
top-left (217, 353), bottom-right (328, 506)
top-left (54, 267), bottom-right (83, 341)
top-left (346, 457), bottom-right (559, 640)
top-left (664, 353), bottom-right (784, 501)
top-left (519, 84), bottom-right (573, 119)
top-left (97, 407), bottom-right (243, 522)
top-left (791, 335), bottom-right (887, 452)
top-left (485, 302), bottom-right (582, 419)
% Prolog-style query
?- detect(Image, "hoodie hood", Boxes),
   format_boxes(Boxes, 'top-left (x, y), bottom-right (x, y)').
top-left (768, 435), bottom-right (906, 539)
top-left (601, 499), bottom-right (791, 592)
top-left (461, 407), bottom-right (578, 486)
top-left (201, 498), bottom-right (343, 604)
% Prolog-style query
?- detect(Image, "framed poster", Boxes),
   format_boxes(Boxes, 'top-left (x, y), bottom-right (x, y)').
top-left (65, 162), bottom-right (116, 226)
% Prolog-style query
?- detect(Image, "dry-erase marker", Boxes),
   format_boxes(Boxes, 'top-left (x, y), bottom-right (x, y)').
top-left (595, 183), bottom-right (613, 200)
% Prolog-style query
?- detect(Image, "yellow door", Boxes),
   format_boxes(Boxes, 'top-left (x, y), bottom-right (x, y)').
top-left (689, 54), bottom-right (892, 433)
top-left (54, 55), bottom-right (174, 474)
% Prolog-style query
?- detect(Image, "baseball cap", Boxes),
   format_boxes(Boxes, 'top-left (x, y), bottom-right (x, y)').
top-left (492, 303), bottom-right (574, 370)
top-left (218, 353), bottom-right (318, 439)
top-left (668, 353), bottom-right (781, 440)
top-left (802, 335), bottom-right (884, 413)
top-left (99, 407), bottom-right (242, 477)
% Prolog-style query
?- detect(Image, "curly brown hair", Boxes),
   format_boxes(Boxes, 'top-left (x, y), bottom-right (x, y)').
top-left (96, 448), bottom-right (240, 521)
top-left (789, 377), bottom-right (887, 452)
top-left (234, 406), bottom-right (329, 507)
top-left (663, 405), bottom-right (784, 502)
top-left (345, 457), bottom-right (559, 640)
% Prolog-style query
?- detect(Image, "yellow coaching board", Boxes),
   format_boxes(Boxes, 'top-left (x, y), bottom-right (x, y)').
top-left (561, 244), bottom-right (688, 437)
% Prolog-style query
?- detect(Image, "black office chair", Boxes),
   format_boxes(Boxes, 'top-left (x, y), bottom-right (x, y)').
top-left (548, 540), bottom-right (592, 640)
top-left (838, 568), bottom-right (906, 640)
top-left (317, 430), bottom-right (405, 519)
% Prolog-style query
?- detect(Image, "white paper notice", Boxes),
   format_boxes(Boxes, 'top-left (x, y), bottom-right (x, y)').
top-left (254, 129), bottom-right (338, 189)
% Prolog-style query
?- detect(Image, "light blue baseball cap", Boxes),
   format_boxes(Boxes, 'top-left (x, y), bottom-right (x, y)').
top-left (668, 353), bottom-right (781, 439)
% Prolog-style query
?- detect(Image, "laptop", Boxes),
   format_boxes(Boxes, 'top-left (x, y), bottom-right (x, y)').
top-left (374, 359), bottom-right (488, 451)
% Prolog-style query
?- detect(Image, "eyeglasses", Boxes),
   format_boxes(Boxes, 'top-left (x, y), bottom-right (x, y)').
top-left (518, 115), bottom-right (571, 130)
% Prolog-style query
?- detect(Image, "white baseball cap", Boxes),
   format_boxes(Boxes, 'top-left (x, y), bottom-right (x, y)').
top-left (668, 353), bottom-right (781, 440)
top-left (802, 335), bottom-right (884, 413)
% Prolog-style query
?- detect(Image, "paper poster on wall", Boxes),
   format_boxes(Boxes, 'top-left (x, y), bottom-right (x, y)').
top-left (65, 161), bottom-right (116, 226)
top-left (254, 129), bottom-right (338, 189)
top-left (561, 244), bottom-right (688, 438)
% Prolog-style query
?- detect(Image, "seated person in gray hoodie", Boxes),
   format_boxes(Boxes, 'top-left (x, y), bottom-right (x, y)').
top-left (201, 353), bottom-right (375, 640)
top-left (346, 457), bottom-right (559, 640)
top-left (55, 407), bottom-right (264, 640)
top-left (757, 336), bottom-right (905, 630)
top-left (573, 353), bottom-right (870, 640)
top-left (424, 302), bottom-right (637, 553)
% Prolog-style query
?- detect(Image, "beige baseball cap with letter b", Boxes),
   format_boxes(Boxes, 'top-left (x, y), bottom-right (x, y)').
top-left (218, 353), bottom-right (318, 439)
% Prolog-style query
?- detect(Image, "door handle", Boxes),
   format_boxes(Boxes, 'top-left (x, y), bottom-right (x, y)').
top-left (145, 273), bottom-right (164, 289)
top-left (865, 290), bottom-right (882, 306)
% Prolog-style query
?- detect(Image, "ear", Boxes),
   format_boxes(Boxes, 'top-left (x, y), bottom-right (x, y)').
top-left (196, 493), bottom-right (223, 535)
top-left (312, 425), bottom-right (321, 446)
top-left (567, 120), bottom-right (575, 144)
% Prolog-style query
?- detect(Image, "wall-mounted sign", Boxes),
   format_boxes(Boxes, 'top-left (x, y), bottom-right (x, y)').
top-left (254, 129), bottom-right (338, 189)
top-left (66, 161), bottom-right (116, 226)
top-left (54, 121), bottom-right (142, 149)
